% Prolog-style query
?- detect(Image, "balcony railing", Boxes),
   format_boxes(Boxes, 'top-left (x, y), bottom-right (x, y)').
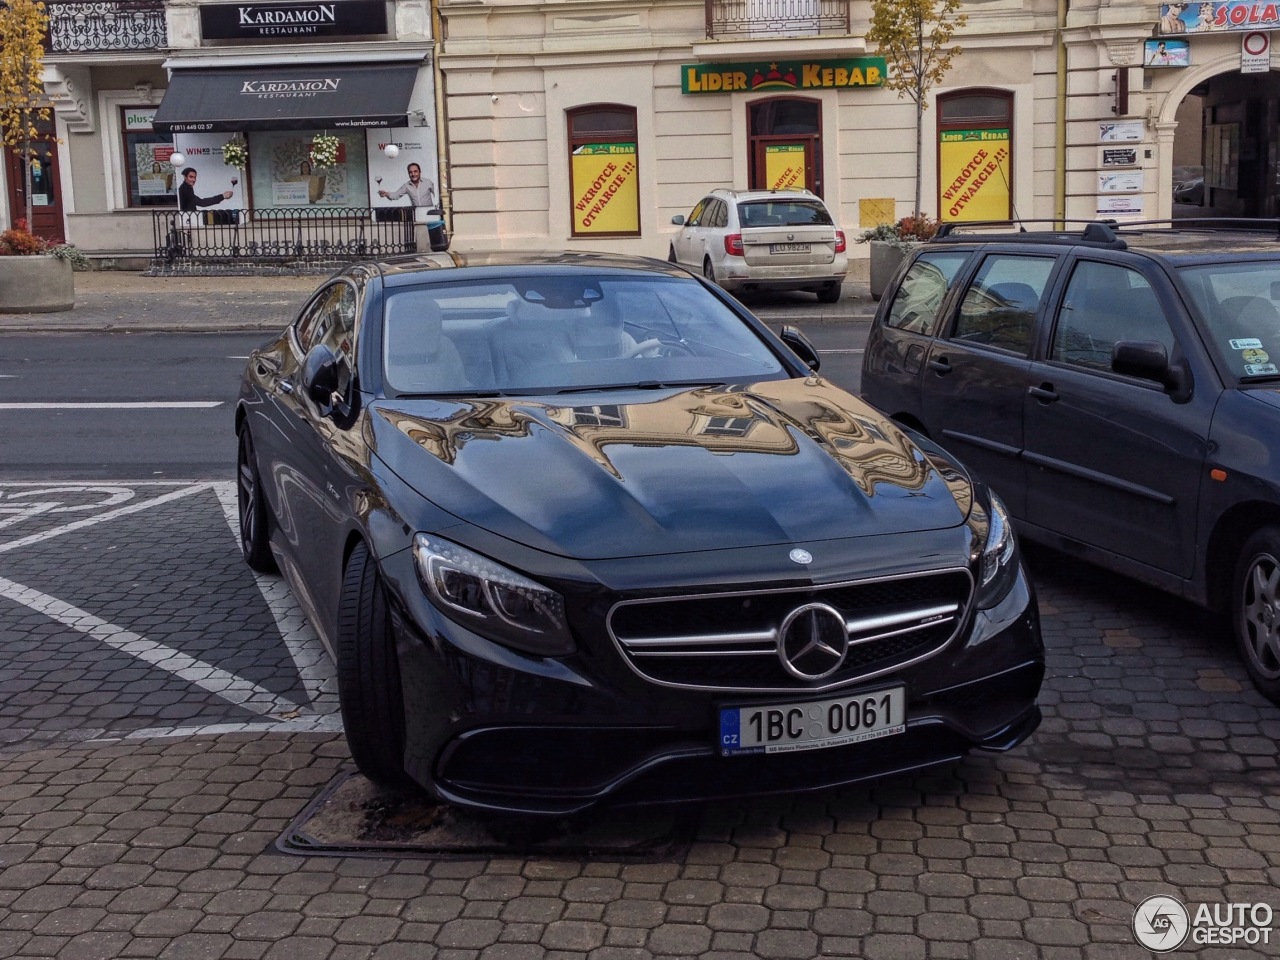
top-left (151, 208), bottom-right (449, 270)
top-left (46, 0), bottom-right (167, 53)
top-left (706, 0), bottom-right (851, 38)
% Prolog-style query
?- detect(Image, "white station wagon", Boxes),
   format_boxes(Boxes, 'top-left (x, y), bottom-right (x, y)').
top-left (669, 188), bottom-right (848, 303)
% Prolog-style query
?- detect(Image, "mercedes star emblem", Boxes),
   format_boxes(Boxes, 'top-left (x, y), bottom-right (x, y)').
top-left (778, 603), bottom-right (849, 681)
top-left (789, 548), bottom-right (813, 565)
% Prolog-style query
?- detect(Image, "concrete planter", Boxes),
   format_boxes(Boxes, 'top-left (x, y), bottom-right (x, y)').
top-left (0, 255), bottom-right (75, 313)
top-left (868, 240), bottom-right (907, 301)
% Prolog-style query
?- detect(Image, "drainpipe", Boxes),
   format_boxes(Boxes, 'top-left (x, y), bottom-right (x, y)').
top-left (431, 0), bottom-right (451, 238)
top-left (1055, 0), bottom-right (1068, 227)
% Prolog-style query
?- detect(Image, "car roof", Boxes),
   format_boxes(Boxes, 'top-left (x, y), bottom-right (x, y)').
top-left (708, 188), bottom-right (822, 203)
top-left (343, 251), bottom-right (697, 286)
top-left (930, 218), bottom-right (1280, 264)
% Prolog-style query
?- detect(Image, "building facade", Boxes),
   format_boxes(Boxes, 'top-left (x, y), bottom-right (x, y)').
top-left (2, 1), bottom-right (1276, 263)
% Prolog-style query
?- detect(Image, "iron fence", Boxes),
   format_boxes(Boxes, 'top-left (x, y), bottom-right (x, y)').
top-left (705, 0), bottom-right (849, 38)
top-left (152, 208), bottom-right (445, 267)
top-left (46, 0), bottom-right (167, 52)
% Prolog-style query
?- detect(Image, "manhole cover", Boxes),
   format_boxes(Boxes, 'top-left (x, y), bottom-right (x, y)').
top-left (278, 770), bottom-right (697, 860)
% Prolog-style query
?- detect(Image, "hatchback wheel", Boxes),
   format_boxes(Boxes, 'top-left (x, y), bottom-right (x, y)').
top-left (236, 428), bottom-right (276, 573)
top-left (1232, 527), bottom-right (1280, 704)
top-left (336, 542), bottom-right (413, 788)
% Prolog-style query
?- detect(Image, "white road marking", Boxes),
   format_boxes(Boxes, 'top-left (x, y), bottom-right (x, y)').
top-left (818, 348), bottom-right (864, 355)
top-left (213, 481), bottom-right (338, 713)
top-left (0, 401), bottom-right (223, 409)
top-left (0, 576), bottom-right (304, 716)
top-left (0, 482), bottom-right (211, 555)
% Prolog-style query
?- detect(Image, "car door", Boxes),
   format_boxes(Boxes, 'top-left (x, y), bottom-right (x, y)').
top-left (263, 281), bottom-right (360, 629)
top-left (1022, 257), bottom-right (1213, 578)
top-left (702, 198), bottom-right (729, 277)
top-left (919, 251), bottom-right (1062, 516)
top-left (861, 249), bottom-right (973, 422)
top-left (675, 198), bottom-right (709, 268)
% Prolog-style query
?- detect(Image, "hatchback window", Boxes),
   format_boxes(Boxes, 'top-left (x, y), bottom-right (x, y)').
top-left (885, 252), bottom-right (970, 336)
top-left (1179, 261), bottom-right (1280, 380)
top-left (1052, 262), bottom-right (1174, 371)
top-left (953, 255), bottom-right (1055, 355)
top-left (737, 200), bottom-right (833, 228)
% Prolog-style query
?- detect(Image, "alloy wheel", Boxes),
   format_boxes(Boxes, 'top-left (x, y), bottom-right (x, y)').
top-left (1241, 550), bottom-right (1280, 680)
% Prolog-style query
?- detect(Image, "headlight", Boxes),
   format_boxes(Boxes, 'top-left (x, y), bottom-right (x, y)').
top-left (412, 534), bottom-right (575, 656)
top-left (970, 491), bottom-right (1018, 609)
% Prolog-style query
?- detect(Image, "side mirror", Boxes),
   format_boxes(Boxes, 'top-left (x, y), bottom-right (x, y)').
top-left (302, 343), bottom-right (346, 414)
top-left (671, 215), bottom-right (686, 226)
top-left (1112, 340), bottom-right (1192, 401)
top-left (780, 324), bottom-right (821, 372)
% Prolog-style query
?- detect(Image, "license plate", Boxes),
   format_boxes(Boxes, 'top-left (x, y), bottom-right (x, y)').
top-left (769, 242), bottom-right (811, 254)
top-left (719, 686), bottom-right (906, 756)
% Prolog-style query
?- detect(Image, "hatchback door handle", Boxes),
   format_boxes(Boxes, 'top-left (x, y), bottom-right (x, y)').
top-left (927, 357), bottom-right (951, 374)
top-left (1028, 384), bottom-right (1058, 403)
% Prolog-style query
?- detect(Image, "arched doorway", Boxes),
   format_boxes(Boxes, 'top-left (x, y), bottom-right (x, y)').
top-left (747, 97), bottom-right (823, 195)
top-left (1169, 69), bottom-right (1280, 218)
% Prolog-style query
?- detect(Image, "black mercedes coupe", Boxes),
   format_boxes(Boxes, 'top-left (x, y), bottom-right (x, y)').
top-left (235, 252), bottom-right (1044, 815)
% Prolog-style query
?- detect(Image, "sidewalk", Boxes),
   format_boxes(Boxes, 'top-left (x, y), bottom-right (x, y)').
top-left (0, 269), bottom-right (875, 334)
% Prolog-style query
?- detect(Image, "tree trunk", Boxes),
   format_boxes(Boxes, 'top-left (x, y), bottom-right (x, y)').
top-left (914, 100), bottom-right (923, 218)
top-left (22, 110), bottom-right (33, 231)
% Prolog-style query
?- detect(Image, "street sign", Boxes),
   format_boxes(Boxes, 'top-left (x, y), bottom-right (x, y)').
top-left (1241, 31), bottom-right (1271, 73)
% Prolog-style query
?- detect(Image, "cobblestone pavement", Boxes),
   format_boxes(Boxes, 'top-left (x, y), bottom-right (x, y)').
top-left (0, 481), bottom-right (1278, 958)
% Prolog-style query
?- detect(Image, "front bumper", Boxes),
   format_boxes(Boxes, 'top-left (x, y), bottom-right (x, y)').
top-left (380, 545), bottom-right (1044, 816)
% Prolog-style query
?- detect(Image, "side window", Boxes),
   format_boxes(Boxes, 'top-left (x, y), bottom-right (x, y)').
top-left (953, 255), bottom-right (1056, 355)
top-left (711, 200), bottom-right (728, 228)
top-left (1052, 261), bottom-right (1175, 371)
top-left (885, 252), bottom-right (971, 336)
top-left (314, 283), bottom-right (358, 363)
top-left (687, 199), bottom-right (708, 226)
top-left (293, 289), bottom-right (333, 354)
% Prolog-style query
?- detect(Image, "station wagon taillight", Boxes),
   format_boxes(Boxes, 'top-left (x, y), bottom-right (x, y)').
top-left (835, 230), bottom-right (847, 254)
top-left (724, 234), bottom-right (744, 256)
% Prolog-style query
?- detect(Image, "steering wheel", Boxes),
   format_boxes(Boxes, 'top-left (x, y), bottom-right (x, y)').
top-left (624, 338), bottom-right (695, 359)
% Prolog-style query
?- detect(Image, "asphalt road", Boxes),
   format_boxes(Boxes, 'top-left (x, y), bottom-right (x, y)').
top-left (0, 315), bottom-right (868, 481)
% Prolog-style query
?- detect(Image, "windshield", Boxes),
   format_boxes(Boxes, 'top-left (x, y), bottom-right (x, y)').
top-left (1179, 261), bottom-right (1280, 381)
top-left (381, 274), bottom-right (789, 395)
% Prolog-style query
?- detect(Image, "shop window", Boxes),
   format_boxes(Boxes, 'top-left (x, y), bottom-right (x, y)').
top-left (120, 107), bottom-right (177, 208)
top-left (748, 97), bottom-right (821, 194)
top-left (568, 105), bottom-right (640, 237)
top-left (937, 89), bottom-right (1013, 223)
top-left (246, 130), bottom-right (370, 209)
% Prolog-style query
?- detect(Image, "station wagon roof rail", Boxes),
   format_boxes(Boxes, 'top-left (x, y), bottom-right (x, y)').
top-left (932, 220), bottom-right (1127, 248)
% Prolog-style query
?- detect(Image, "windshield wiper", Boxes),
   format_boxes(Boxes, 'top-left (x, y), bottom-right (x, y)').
top-left (552, 380), bottom-right (726, 395)
top-left (1239, 374), bottom-right (1280, 384)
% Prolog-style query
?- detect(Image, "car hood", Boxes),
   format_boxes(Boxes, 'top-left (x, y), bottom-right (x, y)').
top-left (368, 378), bottom-right (972, 560)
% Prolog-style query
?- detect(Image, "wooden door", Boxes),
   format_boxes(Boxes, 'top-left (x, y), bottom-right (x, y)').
top-left (5, 117), bottom-right (64, 241)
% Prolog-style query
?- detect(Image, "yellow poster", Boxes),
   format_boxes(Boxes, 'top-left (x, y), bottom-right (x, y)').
top-left (938, 129), bottom-right (1011, 222)
top-left (765, 144), bottom-right (805, 191)
top-left (571, 143), bottom-right (639, 234)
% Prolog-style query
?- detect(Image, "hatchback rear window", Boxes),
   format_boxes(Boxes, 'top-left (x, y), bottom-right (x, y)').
top-left (738, 201), bottom-right (833, 228)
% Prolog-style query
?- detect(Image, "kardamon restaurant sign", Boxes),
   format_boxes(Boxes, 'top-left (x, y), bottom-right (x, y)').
top-left (682, 58), bottom-right (886, 94)
top-left (200, 0), bottom-right (389, 40)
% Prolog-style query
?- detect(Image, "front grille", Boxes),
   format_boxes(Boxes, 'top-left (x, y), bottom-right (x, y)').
top-left (607, 568), bottom-right (972, 692)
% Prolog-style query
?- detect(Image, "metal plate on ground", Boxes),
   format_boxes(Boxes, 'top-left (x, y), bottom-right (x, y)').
top-left (277, 770), bottom-right (697, 860)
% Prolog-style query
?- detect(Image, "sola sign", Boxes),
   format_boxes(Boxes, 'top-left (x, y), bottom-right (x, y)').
top-left (1242, 31), bottom-right (1272, 72)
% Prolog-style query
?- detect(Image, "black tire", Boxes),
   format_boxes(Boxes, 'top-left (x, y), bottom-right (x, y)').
top-left (336, 542), bottom-right (413, 788)
top-left (817, 282), bottom-right (842, 304)
top-left (236, 428), bottom-right (276, 573)
top-left (667, 246), bottom-right (677, 264)
top-left (1232, 527), bottom-right (1280, 705)
top-left (703, 257), bottom-right (716, 284)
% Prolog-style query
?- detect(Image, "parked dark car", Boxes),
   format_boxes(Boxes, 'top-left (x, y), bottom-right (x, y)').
top-left (236, 251), bottom-right (1043, 815)
top-left (861, 219), bottom-right (1280, 704)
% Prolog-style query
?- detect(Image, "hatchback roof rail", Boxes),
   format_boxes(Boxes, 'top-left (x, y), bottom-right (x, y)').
top-left (933, 219), bottom-right (1125, 248)
top-left (1105, 217), bottom-right (1280, 239)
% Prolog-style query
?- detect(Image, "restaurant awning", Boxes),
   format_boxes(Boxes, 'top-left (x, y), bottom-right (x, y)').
top-left (151, 61), bottom-right (421, 134)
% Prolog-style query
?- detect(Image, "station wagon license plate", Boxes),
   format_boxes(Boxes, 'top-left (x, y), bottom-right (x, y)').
top-left (719, 686), bottom-right (905, 756)
top-left (769, 242), bottom-right (811, 254)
